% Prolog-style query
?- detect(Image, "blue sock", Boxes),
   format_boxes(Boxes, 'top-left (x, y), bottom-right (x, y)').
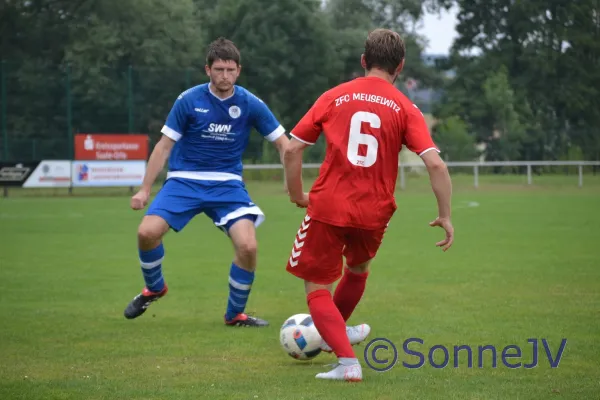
top-left (139, 243), bottom-right (165, 293)
top-left (225, 263), bottom-right (254, 321)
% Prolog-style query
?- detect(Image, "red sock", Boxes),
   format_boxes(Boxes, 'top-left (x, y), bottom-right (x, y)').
top-left (333, 267), bottom-right (369, 321)
top-left (307, 289), bottom-right (355, 358)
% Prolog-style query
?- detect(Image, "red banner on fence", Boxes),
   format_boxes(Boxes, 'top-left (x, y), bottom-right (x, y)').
top-left (75, 134), bottom-right (149, 160)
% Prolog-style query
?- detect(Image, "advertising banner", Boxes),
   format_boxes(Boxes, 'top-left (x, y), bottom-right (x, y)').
top-left (71, 160), bottom-right (146, 187)
top-left (0, 162), bottom-right (38, 186)
top-left (22, 160), bottom-right (71, 188)
top-left (75, 134), bottom-right (149, 160)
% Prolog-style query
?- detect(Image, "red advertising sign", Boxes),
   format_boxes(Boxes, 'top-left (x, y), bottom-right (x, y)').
top-left (75, 134), bottom-right (149, 160)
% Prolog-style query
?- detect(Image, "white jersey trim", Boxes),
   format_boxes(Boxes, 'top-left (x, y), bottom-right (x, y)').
top-left (290, 133), bottom-right (315, 146)
top-left (161, 125), bottom-right (182, 141)
top-left (418, 147), bottom-right (440, 157)
top-left (166, 171), bottom-right (242, 182)
top-left (208, 84), bottom-right (235, 101)
top-left (264, 125), bottom-right (285, 142)
top-left (215, 206), bottom-right (265, 229)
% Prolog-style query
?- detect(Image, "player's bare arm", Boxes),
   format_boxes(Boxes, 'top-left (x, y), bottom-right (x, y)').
top-left (271, 134), bottom-right (291, 192)
top-left (131, 135), bottom-right (175, 210)
top-left (283, 137), bottom-right (309, 208)
top-left (421, 150), bottom-right (454, 251)
top-left (272, 134), bottom-right (290, 161)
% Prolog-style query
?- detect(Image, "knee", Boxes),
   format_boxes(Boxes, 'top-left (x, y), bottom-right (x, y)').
top-left (347, 264), bottom-right (370, 275)
top-left (137, 223), bottom-right (163, 244)
top-left (236, 238), bottom-right (257, 260)
top-left (305, 281), bottom-right (332, 296)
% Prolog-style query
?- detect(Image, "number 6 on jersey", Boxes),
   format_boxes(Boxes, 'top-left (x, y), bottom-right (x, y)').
top-left (347, 111), bottom-right (380, 167)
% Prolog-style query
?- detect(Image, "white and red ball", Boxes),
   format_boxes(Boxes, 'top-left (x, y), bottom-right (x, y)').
top-left (279, 313), bottom-right (322, 360)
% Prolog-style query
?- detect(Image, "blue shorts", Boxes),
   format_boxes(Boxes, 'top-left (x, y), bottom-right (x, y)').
top-left (146, 178), bottom-right (265, 233)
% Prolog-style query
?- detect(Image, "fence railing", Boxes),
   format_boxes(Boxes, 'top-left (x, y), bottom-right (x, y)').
top-left (242, 160), bottom-right (600, 189)
top-left (3, 160), bottom-right (599, 198)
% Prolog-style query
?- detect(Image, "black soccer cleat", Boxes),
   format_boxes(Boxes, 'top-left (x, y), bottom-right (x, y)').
top-left (224, 313), bottom-right (269, 327)
top-left (124, 285), bottom-right (168, 319)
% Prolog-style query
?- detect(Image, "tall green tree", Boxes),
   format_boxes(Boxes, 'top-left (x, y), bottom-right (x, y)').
top-left (323, 0), bottom-right (373, 82)
top-left (1, 0), bottom-right (204, 159)
top-left (0, 0), bottom-right (93, 158)
top-left (324, 0), bottom-right (446, 87)
top-left (432, 115), bottom-right (479, 161)
top-left (201, 0), bottom-right (343, 163)
top-left (64, 0), bottom-right (203, 136)
top-left (482, 67), bottom-right (527, 161)
top-left (435, 0), bottom-right (600, 161)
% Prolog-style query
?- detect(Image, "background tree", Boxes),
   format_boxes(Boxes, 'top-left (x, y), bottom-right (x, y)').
top-left (432, 115), bottom-right (479, 161)
top-left (433, 0), bottom-right (600, 161)
top-left (2, 0), bottom-right (598, 163)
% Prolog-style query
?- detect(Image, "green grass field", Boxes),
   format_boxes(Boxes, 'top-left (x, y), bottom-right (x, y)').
top-left (1, 174), bottom-right (599, 399)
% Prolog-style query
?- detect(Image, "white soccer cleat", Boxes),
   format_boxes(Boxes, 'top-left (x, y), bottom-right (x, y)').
top-left (321, 323), bottom-right (371, 353)
top-left (315, 361), bottom-right (362, 382)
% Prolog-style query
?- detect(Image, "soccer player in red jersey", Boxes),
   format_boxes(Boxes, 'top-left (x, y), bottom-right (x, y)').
top-left (282, 29), bottom-right (454, 381)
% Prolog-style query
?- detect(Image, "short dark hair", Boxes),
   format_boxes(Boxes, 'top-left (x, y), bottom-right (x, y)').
top-left (364, 29), bottom-right (406, 75)
top-left (206, 37), bottom-right (241, 67)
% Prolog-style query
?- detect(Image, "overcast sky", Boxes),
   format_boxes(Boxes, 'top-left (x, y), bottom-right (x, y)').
top-left (416, 6), bottom-right (459, 54)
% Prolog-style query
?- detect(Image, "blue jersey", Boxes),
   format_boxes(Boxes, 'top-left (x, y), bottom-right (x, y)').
top-left (160, 83), bottom-right (284, 181)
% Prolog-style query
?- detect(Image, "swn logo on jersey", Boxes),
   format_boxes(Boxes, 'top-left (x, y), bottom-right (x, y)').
top-left (207, 123), bottom-right (232, 133)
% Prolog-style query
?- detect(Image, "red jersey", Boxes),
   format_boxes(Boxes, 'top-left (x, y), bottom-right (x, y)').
top-left (290, 76), bottom-right (439, 230)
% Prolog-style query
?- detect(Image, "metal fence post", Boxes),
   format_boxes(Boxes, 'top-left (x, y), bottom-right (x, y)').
top-left (66, 64), bottom-right (73, 159)
top-left (527, 164), bottom-right (532, 185)
top-left (578, 164), bottom-right (583, 187)
top-left (1, 60), bottom-right (7, 161)
top-left (128, 65), bottom-right (133, 133)
top-left (67, 63), bottom-right (74, 195)
top-left (400, 165), bottom-right (405, 190)
top-left (474, 165), bottom-right (479, 188)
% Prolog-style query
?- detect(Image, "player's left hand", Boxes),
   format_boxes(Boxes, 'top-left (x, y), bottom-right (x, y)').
top-left (291, 192), bottom-right (309, 208)
top-left (429, 217), bottom-right (454, 252)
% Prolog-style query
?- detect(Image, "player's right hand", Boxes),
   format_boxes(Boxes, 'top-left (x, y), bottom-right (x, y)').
top-left (131, 190), bottom-right (150, 210)
top-left (429, 217), bottom-right (454, 252)
top-left (291, 192), bottom-right (309, 208)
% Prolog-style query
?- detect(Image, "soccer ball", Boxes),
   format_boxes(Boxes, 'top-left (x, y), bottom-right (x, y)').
top-left (279, 313), bottom-right (323, 360)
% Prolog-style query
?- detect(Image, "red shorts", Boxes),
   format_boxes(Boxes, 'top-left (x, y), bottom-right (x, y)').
top-left (285, 214), bottom-right (386, 285)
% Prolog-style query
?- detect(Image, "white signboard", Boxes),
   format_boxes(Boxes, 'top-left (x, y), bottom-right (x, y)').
top-left (71, 160), bottom-right (146, 187)
top-left (23, 160), bottom-right (72, 188)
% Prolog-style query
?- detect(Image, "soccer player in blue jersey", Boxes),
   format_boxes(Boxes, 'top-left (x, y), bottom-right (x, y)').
top-left (123, 38), bottom-right (289, 327)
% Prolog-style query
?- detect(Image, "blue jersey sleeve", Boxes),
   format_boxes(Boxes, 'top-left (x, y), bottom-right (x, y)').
top-left (161, 92), bottom-right (191, 141)
top-left (248, 94), bottom-right (285, 142)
